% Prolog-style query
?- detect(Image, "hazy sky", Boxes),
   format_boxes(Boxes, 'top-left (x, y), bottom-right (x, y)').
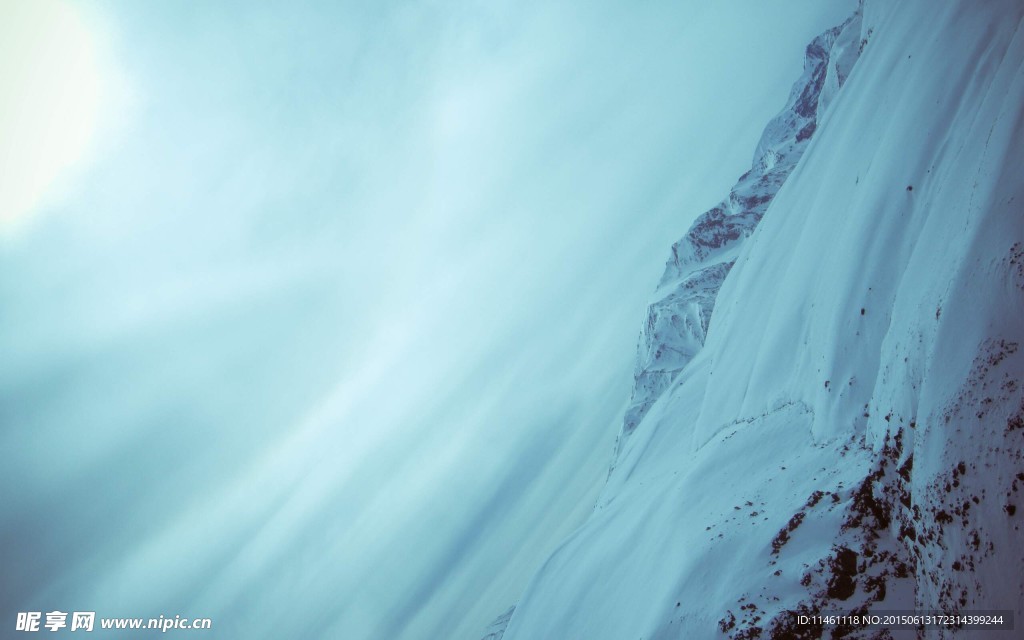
top-left (1, 1), bottom-right (855, 637)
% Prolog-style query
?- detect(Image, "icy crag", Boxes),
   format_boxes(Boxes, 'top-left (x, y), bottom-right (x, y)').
top-left (621, 9), bottom-right (863, 438)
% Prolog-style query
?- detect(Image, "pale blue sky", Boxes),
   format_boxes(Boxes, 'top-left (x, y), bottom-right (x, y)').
top-left (1, 1), bottom-right (855, 637)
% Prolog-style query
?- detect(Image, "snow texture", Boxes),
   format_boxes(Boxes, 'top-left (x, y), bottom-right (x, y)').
top-left (501, 1), bottom-right (1024, 638)
top-left (480, 605), bottom-right (515, 640)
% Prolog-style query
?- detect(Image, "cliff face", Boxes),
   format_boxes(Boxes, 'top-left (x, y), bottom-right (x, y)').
top-left (621, 10), bottom-right (863, 438)
top-left (501, 1), bottom-right (1024, 638)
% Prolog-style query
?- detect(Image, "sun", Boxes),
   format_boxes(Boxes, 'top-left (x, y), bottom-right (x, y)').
top-left (0, 0), bottom-right (104, 231)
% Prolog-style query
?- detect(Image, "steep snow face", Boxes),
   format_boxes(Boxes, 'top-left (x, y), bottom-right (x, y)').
top-left (504, 1), bottom-right (1024, 638)
top-left (621, 11), bottom-right (863, 437)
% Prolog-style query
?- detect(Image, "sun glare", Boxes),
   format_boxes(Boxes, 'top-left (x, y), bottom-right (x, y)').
top-left (0, 0), bottom-right (104, 231)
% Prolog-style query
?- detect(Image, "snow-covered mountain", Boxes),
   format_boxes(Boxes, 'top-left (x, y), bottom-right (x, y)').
top-left (495, 1), bottom-right (1024, 638)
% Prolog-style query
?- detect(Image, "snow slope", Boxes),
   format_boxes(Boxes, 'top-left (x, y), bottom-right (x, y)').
top-left (502, 1), bottom-right (1024, 638)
